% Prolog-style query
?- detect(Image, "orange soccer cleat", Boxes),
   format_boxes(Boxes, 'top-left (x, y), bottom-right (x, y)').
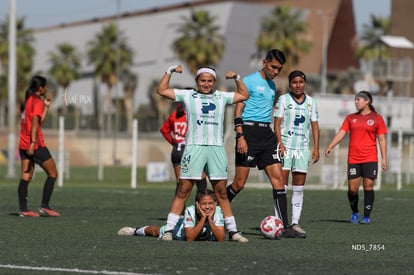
top-left (38, 207), bottom-right (60, 217)
top-left (19, 210), bottom-right (40, 217)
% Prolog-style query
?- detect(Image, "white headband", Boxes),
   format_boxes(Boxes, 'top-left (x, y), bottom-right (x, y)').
top-left (196, 68), bottom-right (216, 79)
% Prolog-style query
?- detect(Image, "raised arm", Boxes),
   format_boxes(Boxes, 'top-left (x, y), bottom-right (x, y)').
top-left (156, 65), bottom-right (182, 100)
top-left (41, 95), bottom-right (52, 123)
top-left (225, 71), bottom-right (249, 103)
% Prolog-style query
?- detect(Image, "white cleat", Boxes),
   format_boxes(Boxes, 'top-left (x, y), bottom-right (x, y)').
top-left (291, 224), bottom-right (307, 234)
top-left (161, 231), bottom-right (173, 241)
top-left (230, 231), bottom-right (248, 243)
top-left (117, 226), bottom-right (136, 236)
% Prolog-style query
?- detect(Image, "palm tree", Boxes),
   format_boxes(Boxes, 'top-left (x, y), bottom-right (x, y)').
top-left (119, 68), bottom-right (138, 133)
top-left (87, 22), bottom-right (134, 132)
top-left (48, 42), bottom-right (81, 91)
top-left (256, 5), bottom-right (311, 80)
top-left (356, 15), bottom-right (391, 60)
top-left (173, 9), bottom-right (225, 75)
top-left (356, 15), bottom-right (391, 95)
top-left (48, 42), bottom-right (81, 113)
top-left (0, 16), bottom-right (35, 104)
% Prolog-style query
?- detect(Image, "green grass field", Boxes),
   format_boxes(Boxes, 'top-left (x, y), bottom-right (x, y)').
top-left (0, 168), bottom-right (413, 275)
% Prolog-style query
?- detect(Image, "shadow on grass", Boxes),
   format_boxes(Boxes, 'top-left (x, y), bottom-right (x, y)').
top-left (311, 219), bottom-right (349, 223)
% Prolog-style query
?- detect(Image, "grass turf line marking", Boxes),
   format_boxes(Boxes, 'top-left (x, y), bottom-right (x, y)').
top-left (0, 264), bottom-right (160, 275)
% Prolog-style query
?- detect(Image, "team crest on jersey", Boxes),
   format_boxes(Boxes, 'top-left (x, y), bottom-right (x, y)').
top-left (367, 119), bottom-right (374, 126)
top-left (294, 114), bottom-right (305, 126)
top-left (214, 92), bottom-right (222, 99)
top-left (256, 85), bottom-right (266, 92)
top-left (201, 102), bottom-right (216, 114)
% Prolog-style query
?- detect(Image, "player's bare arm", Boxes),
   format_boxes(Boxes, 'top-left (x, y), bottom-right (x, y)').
top-left (325, 130), bottom-right (346, 157)
top-left (226, 71), bottom-right (249, 103)
top-left (157, 65), bottom-right (182, 100)
top-left (311, 121), bottom-right (320, 163)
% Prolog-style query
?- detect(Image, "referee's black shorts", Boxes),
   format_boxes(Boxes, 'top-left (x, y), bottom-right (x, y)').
top-left (171, 143), bottom-right (185, 166)
top-left (235, 124), bottom-right (281, 170)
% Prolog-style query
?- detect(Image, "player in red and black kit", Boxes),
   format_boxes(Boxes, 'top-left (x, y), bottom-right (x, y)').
top-left (160, 102), bottom-right (207, 194)
top-left (18, 75), bottom-right (60, 217)
top-left (325, 91), bottom-right (387, 224)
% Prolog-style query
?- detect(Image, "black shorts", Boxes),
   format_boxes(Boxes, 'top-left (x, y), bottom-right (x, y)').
top-left (347, 162), bottom-right (378, 180)
top-left (19, 147), bottom-right (52, 165)
top-left (235, 124), bottom-right (281, 170)
top-left (171, 143), bottom-right (185, 166)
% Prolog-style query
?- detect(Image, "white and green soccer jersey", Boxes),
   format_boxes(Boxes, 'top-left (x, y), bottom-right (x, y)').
top-left (274, 93), bottom-right (319, 150)
top-left (174, 89), bottom-right (234, 146)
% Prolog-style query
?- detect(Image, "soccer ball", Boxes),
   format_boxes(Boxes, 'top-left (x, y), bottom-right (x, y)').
top-left (260, 216), bottom-right (284, 239)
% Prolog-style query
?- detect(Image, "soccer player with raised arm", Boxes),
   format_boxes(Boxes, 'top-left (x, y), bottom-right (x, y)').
top-left (156, 64), bottom-right (249, 242)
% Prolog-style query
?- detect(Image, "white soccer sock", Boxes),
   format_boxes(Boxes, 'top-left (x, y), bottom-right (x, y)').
top-left (291, 185), bottom-right (304, 225)
top-left (165, 213), bottom-right (180, 232)
top-left (135, 226), bottom-right (148, 236)
top-left (224, 216), bottom-right (238, 232)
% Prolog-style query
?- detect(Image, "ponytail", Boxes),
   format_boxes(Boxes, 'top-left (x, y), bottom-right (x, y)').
top-left (20, 75), bottom-right (47, 113)
top-left (355, 91), bottom-right (376, 113)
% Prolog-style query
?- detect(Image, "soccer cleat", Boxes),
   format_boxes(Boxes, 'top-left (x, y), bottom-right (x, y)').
top-left (291, 224), bottom-right (307, 234)
top-left (161, 231), bottom-right (173, 241)
top-left (19, 210), bottom-right (40, 217)
top-left (359, 216), bottom-right (371, 224)
top-left (38, 207), bottom-right (60, 217)
top-left (117, 226), bottom-right (136, 236)
top-left (229, 231), bottom-right (248, 243)
top-left (279, 226), bottom-right (306, 239)
top-left (350, 212), bottom-right (359, 224)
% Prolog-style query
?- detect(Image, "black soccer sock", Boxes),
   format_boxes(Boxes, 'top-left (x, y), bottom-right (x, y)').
top-left (226, 185), bottom-right (239, 202)
top-left (273, 189), bottom-right (289, 227)
top-left (347, 191), bottom-right (359, 213)
top-left (18, 179), bottom-right (29, 211)
top-left (363, 190), bottom-right (374, 217)
top-left (196, 178), bottom-right (208, 191)
top-left (41, 177), bottom-right (56, 208)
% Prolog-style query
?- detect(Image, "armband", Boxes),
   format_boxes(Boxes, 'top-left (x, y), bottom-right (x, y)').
top-left (234, 117), bottom-right (243, 129)
top-left (236, 132), bottom-right (244, 139)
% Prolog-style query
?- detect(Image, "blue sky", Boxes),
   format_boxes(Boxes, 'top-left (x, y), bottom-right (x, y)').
top-left (0, 0), bottom-right (391, 34)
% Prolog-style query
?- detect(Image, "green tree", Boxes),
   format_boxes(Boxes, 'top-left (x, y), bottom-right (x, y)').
top-left (256, 5), bottom-right (311, 76)
top-left (119, 68), bottom-right (138, 133)
top-left (0, 16), bottom-right (35, 103)
top-left (48, 42), bottom-right (82, 129)
top-left (173, 9), bottom-right (225, 75)
top-left (356, 15), bottom-right (391, 60)
top-left (48, 42), bottom-right (81, 91)
top-left (87, 22), bottom-right (134, 132)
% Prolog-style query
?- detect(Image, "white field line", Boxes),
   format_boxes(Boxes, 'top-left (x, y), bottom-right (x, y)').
top-left (0, 264), bottom-right (161, 275)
